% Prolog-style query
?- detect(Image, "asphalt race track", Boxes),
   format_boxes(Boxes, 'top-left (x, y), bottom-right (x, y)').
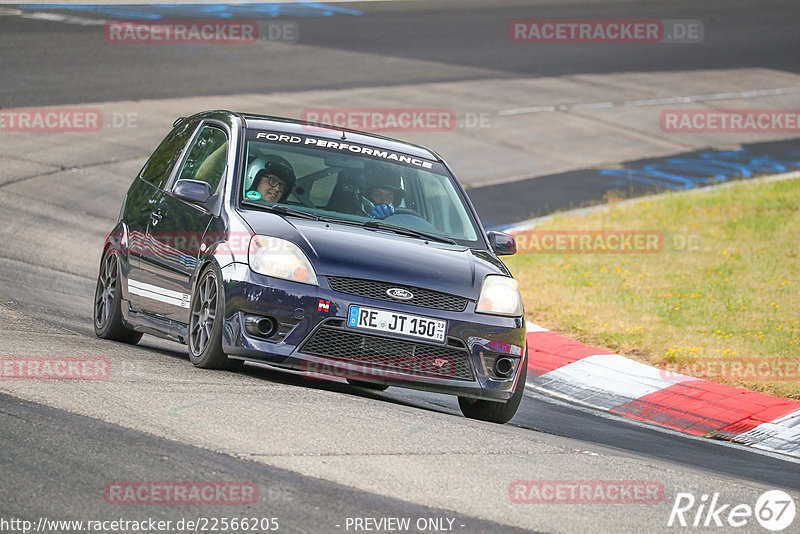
top-left (2, 0), bottom-right (800, 107)
top-left (1, 1), bottom-right (799, 533)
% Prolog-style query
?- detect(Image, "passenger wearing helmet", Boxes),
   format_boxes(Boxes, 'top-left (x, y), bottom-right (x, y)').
top-left (363, 163), bottom-right (404, 220)
top-left (251, 160), bottom-right (295, 203)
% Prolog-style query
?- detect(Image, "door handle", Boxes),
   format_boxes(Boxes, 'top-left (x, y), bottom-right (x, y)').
top-left (150, 210), bottom-right (163, 226)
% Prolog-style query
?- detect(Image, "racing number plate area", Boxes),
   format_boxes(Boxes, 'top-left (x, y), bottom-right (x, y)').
top-left (347, 305), bottom-right (446, 343)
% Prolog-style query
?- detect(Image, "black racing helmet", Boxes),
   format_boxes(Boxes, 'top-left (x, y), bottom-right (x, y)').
top-left (253, 160), bottom-right (296, 202)
top-left (363, 163), bottom-right (404, 204)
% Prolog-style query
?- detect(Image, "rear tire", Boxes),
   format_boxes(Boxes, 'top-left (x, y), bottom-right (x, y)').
top-left (347, 379), bottom-right (390, 391)
top-left (458, 357), bottom-right (527, 424)
top-left (188, 264), bottom-right (237, 370)
top-left (93, 251), bottom-right (142, 344)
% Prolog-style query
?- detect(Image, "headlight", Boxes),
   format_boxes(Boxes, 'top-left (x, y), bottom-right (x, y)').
top-left (248, 236), bottom-right (318, 285)
top-left (476, 275), bottom-right (523, 317)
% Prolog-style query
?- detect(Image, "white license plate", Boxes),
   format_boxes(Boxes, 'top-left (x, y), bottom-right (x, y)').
top-left (347, 305), bottom-right (446, 343)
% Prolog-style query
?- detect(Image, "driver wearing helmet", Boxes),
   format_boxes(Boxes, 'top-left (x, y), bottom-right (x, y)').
top-left (252, 160), bottom-right (295, 203)
top-left (363, 163), bottom-right (404, 219)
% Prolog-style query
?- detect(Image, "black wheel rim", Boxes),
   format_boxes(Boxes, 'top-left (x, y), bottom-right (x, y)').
top-left (190, 271), bottom-right (217, 356)
top-left (94, 253), bottom-right (117, 328)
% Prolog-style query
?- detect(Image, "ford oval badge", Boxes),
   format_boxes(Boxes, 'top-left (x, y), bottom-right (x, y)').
top-left (386, 288), bottom-right (413, 300)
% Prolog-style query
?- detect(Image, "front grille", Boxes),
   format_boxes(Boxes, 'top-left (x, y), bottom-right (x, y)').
top-left (300, 326), bottom-right (474, 381)
top-left (327, 277), bottom-right (468, 312)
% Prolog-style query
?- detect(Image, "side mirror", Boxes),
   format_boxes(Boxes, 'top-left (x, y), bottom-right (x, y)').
top-left (487, 231), bottom-right (516, 256)
top-left (172, 179), bottom-right (212, 208)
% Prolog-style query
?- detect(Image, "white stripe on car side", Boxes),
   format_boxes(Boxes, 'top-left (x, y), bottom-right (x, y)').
top-left (128, 279), bottom-right (191, 309)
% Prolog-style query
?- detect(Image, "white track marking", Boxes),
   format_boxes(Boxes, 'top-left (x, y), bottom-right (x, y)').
top-left (732, 409), bottom-right (800, 457)
top-left (18, 12), bottom-right (106, 26)
top-left (532, 353), bottom-right (698, 410)
top-left (525, 322), bottom-right (548, 333)
top-left (498, 87), bottom-right (800, 116)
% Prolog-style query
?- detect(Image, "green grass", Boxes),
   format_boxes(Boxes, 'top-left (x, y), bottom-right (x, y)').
top-left (504, 177), bottom-right (800, 399)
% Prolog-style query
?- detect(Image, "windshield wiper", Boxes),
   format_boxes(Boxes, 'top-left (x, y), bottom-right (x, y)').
top-left (246, 202), bottom-right (329, 222)
top-left (362, 219), bottom-right (457, 245)
top-left (248, 203), bottom-right (457, 244)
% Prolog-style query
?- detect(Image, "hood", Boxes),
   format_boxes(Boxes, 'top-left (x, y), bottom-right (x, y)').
top-left (238, 209), bottom-right (509, 299)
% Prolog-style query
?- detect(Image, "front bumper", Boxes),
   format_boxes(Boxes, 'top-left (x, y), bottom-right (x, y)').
top-left (220, 263), bottom-right (526, 401)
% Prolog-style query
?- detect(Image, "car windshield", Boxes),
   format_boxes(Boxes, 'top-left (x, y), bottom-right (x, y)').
top-left (239, 130), bottom-right (481, 245)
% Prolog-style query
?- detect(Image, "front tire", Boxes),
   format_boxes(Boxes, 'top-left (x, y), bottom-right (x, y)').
top-left (188, 264), bottom-right (236, 370)
top-left (458, 358), bottom-right (527, 424)
top-left (93, 251), bottom-right (142, 344)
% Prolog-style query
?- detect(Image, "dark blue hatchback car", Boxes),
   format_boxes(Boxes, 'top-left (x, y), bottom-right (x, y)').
top-left (94, 110), bottom-right (527, 423)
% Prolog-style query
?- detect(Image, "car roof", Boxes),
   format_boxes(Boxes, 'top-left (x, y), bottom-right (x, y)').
top-left (232, 111), bottom-right (443, 162)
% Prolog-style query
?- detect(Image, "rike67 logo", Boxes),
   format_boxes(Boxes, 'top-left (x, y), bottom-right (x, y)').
top-left (668, 490), bottom-right (796, 531)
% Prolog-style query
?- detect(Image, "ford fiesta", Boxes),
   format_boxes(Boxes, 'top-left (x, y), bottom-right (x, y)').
top-left (94, 110), bottom-right (527, 423)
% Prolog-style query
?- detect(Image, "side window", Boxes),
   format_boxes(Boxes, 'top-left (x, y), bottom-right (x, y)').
top-left (176, 125), bottom-right (228, 192)
top-left (420, 175), bottom-right (474, 240)
top-left (420, 176), bottom-right (449, 231)
top-left (139, 119), bottom-right (197, 189)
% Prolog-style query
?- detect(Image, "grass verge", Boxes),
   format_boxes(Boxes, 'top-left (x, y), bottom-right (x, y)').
top-left (504, 176), bottom-right (800, 399)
